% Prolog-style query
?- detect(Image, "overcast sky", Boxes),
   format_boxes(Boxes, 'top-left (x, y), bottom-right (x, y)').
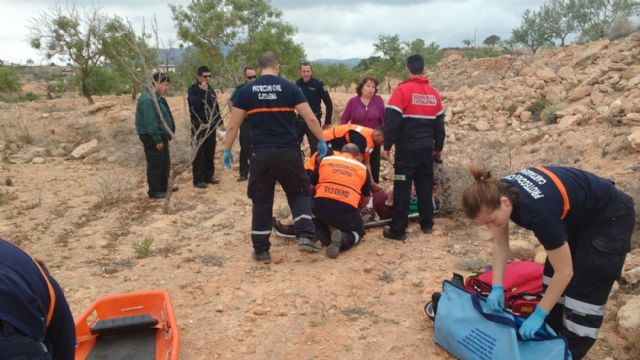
top-left (0, 0), bottom-right (546, 64)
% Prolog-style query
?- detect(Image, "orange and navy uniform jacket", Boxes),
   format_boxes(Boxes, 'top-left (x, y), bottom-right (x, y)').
top-left (383, 76), bottom-right (445, 151)
top-left (304, 149), bottom-right (337, 173)
top-left (232, 74), bottom-right (307, 149)
top-left (311, 153), bottom-right (371, 209)
top-left (501, 166), bottom-right (629, 253)
top-left (0, 239), bottom-right (76, 359)
top-left (322, 124), bottom-right (374, 160)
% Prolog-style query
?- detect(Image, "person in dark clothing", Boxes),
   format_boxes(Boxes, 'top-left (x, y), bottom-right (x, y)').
top-left (309, 144), bottom-right (371, 259)
top-left (223, 51), bottom-right (328, 264)
top-left (229, 66), bottom-right (257, 182)
top-left (462, 165), bottom-right (636, 359)
top-left (135, 73), bottom-right (177, 199)
top-left (0, 239), bottom-right (75, 360)
top-left (188, 66), bottom-right (222, 188)
top-left (382, 54), bottom-right (445, 240)
top-left (296, 62), bottom-right (333, 156)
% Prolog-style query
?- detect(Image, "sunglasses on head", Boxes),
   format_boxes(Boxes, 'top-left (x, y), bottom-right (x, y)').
top-left (247, 75), bottom-right (256, 80)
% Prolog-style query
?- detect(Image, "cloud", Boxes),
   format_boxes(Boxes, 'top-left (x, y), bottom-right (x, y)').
top-left (0, 0), bottom-right (548, 64)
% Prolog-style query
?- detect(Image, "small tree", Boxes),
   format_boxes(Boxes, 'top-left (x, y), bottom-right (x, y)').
top-left (483, 35), bottom-right (501, 47)
top-left (111, 19), bottom-right (224, 213)
top-left (462, 39), bottom-right (473, 48)
top-left (512, 9), bottom-right (553, 54)
top-left (0, 66), bottom-right (22, 93)
top-left (26, 59), bottom-right (35, 66)
top-left (571, 0), bottom-right (640, 41)
top-left (373, 34), bottom-right (406, 93)
top-left (28, 4), bottom-right (108, 105)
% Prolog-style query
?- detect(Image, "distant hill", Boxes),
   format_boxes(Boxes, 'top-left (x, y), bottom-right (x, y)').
top-left (155, 48), bottom-right (362, 70)
top-left (311, 58), bottom-right (361, 69)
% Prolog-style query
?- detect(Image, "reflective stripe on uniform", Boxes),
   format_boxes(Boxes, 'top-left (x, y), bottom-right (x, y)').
top-left (386, 105), bottom-right (403, 114)
top-left (251, 230), bottom-right (272, 235)
top-left (563, 318), bottom-right (599, 339)
top-left (543, 275), bottom-right (552, 285)
top-left (353, 231), bottom-right (361, 244)
top-left (564, 296), bottom-right (606, 316)
top-left (293, 214), bottom-right (313, 223)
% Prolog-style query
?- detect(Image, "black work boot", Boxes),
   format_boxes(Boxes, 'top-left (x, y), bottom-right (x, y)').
top-left (327, 230), bottom-right (343, 259)
top-left (252, 250), bottom-right (271, 264)
top-left (383, 226), bottom-right (406, 241)
top-left (298, 237), bottom-right (321, 253)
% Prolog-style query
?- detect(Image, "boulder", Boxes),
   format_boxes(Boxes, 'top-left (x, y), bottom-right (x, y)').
top-left (536, 68), bottom-right (558, 82)
top-left (585, 66), bottom-right (608, 85)
top-left (621, 65), bottom-right (640, 80)
top-left (622, 266), bottom-right (640, 285)
top-left (625, 75), bottom-right (640, 90)
top-left (50, 148), bottom-right (66, 157)
top-left (610, 99), bottom-right (625, 116)
top-left (624, 113), bottom-right (640, 124)
top-left (509, 240), bottom-right (536, 260)
top-left (86, 101), bottom-right (117, 114)
top-left (572, 40), bottom-right (608, 68)
top-left (31, 157), bottom-right (45, 164)
top-left (557, 66), bottom-right (575, 81)
top-left (558, 115), bottom-right (582, 129)
top-left (622, 98), bottom-right (640, 114)
top-left (617, 295), bottom-right (640, 346)
top-left (27, 147), bottom-right (47, 158)
top-left (474, 120), bottom-right (491, 131)
top-left (568, 84), bottom-right (593, 101)
top-left (70, 139), bottom-right (99, 159)
top-left (628, 128), bottom-right (640, 151)
top-left (520, 111), bottom-right (533, 122)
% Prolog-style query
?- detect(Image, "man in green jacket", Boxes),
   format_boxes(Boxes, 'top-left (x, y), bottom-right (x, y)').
top-left (135, 73), bottom-right (176, 199)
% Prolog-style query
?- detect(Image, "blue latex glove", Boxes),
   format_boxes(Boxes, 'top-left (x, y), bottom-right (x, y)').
top-left (223, 149), bottom-right (233, 170)
top-left (317, 140), bottom-right (328, 159)
top-left (519, 305), bottom-right (548, 339)
top-left (486, 285), bottom-right (505, 311)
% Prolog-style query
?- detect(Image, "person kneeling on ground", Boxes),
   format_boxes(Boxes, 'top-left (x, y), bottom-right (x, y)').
top-left (461, 165), bottom-right (635, 359)
top-left (309, 144), bottom-right (372, 258)
top-left (0, 238), bottom-right (75, 359)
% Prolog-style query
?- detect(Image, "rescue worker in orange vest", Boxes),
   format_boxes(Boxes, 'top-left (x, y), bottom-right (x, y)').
top-left (322, 123), bottom-right (384, 191)
top-left (309, 144), bottom-right (372, 259)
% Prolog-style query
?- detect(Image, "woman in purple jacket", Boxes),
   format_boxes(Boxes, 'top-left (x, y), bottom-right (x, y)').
top-left (340, 76), bottom-right (385, 183)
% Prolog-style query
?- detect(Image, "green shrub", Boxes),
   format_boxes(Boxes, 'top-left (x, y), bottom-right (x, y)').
top-left (527, 98), bottom-right (551, 122)
top-left (75, 66), bottom-right (130, 96)
top-left (540, 104), bottom-right (562, 125)
top-left (0, 66), bottom-right (21, 93)
top-left (132, 236), bottom-right (154, 258)
top-left (0, 92), bottom-right (38, 103)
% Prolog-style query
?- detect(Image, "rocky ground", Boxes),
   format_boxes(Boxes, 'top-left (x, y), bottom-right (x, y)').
top-left (1, 34), bottom-right (640, 359)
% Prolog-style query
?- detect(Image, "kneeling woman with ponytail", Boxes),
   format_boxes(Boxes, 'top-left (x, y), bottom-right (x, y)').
top-left (461, 165), bottom-right (635, 359)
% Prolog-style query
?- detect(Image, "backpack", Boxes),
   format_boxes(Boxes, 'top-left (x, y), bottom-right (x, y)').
top-left (425, 261), bottom-right (544, 320)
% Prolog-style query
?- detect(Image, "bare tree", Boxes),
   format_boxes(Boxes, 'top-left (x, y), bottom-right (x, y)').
top-left (113, 18), bottom-right (225, 213)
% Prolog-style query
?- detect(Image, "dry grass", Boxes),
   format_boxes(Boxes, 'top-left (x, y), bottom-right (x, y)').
top-left (94, 172), bottom-right (133, 209)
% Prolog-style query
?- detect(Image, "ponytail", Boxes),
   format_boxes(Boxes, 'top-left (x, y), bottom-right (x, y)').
top-left (462, 164), bottom-right (516, 219)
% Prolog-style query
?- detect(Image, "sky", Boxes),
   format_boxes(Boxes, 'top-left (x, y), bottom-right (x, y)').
top-left (0, 0), bottom-right (547, 65)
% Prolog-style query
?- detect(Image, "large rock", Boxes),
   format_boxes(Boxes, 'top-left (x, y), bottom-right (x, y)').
top-left (624, 113), bottom-right (640, 124)
top-left (618, 295), bottom-right (640, 346)
top-left (557, 66), bottom-right (575, 81)
top-left (625, 75), bottom-right (640, 90)
top-left (585, 66), bottom-right (608, 85)
top-left (610, 99), bottom-right (625, 116)
top-left (568, 84), bottom-right (593, 101)
top-left (536, 68), bottom-right (558, 82)
top-left (86, 101), bottom-right (117, 114)
top-left (474, 120), bottom-right (491, 131)
top-left (70, 139), bottom-right (99, 159)
top-left (509, 240), bottom-right (536, 260)
top-left (27, 147), bottom-right (47, 158)
top-left (520, 111), bottom-right (533, 122)
top-left (573, 40), bottom-right (608, 68)
top-left (629, 128), bottom-right (640, 151)
top-left (621, 65), bottom-right (640, 80)
top-left (558, 114), bottom-right (582, 129)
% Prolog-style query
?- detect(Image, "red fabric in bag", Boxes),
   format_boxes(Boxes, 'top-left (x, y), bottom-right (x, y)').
top-left (464, 261), bottom-right (544, 316)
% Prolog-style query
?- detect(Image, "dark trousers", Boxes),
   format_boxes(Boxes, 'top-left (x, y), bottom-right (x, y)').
top-left (313, 198), bottom-right (364, 251)
top-left (247, 148), bottom-right (315, 253)
top-left (370, 145), bottom-right (381, 183)
top-left (0, 321), bottom-right (50, 360)
top-left (192, 132), bottom-right (216, 184)
top-left (239, 122), bottom-right (251, 177)
top-left (140, 135), bottom-right (170, 196)
top-left (297, 114), bottom-right (322, 156)
top-left (390, 148), bottom-right (434, 234)
top-left (542, 191), bottom-right (635, 359)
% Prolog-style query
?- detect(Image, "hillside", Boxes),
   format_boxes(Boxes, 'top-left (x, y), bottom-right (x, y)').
top-left (1, 34), bottom-right (640, 359)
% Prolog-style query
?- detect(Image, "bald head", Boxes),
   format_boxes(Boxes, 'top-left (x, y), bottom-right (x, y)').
top-left (341, 143), bottom-right (364, 162)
